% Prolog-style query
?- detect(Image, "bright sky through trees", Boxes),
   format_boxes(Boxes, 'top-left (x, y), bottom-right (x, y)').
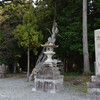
top-left (0, 0), bottom-right (37, 7)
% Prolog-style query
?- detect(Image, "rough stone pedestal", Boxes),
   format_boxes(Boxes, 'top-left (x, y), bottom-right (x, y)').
top-left (87, 29), bottom-right (100, 94)
top-left (32, 65), bottom-right (64, 93)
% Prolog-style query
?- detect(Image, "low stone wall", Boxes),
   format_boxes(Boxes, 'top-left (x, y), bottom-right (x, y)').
top-left (0, 64), bottom-right (8, 78)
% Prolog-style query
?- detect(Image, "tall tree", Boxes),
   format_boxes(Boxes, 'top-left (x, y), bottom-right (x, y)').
top-left (55, 0), bottom-right (83, 72)
top-left (83, 0), bottom-right (90, 74)
top-left (14, 5), bottom-right (43, 81)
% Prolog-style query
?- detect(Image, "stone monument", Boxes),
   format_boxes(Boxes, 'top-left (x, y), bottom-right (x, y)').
top-left (32, 20), bottom-right (64, 93)
top-left (0, 64), bottom-right (8, 78)
top-left (87, 29), bottom-right (100, 93)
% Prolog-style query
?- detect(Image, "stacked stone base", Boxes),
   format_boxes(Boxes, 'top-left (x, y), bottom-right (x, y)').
top-left (32, 65), bottom-right (64, 93)
top-left (32, 78), bottom-right (63, 93)
top-left (87, 76), bottom-right (100, 93)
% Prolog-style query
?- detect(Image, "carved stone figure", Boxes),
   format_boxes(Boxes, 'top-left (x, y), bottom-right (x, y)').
top-left (45, 19), bottom-right (59, 45)
top-left (51, 19), bottom-right (59, 43)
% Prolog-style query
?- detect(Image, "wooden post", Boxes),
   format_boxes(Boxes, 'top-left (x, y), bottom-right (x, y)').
top-left (27, 46), bottom-right (30, 82)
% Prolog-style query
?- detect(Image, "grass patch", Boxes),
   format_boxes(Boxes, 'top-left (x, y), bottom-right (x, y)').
top-left (76, 88), bottom-right (87, 93)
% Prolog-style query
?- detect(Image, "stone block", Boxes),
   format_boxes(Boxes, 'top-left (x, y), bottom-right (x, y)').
top-left (32, 65), bottom-right (64, 93)
top-left (91, 76), bottom-right (100, 82)
top-left (87, 75), bottom-right (100, 93)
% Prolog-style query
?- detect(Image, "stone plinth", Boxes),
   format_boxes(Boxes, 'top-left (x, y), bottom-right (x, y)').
top-left (32, 65), bottom-right (64, 93)
top-left (87, 29), bottom-right (100, 93)
top-left (87, 76), bottom-right (100, 93)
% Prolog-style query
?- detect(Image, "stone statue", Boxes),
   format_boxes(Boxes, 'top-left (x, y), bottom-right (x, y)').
top-left (29, 20), bottom-right (58, 81)
top-left (51, 19), bottom-right (59, 43)
top-left (32, 19), bottom-right (64, 93)
top-left (46, 20), bottom-right (58, 45)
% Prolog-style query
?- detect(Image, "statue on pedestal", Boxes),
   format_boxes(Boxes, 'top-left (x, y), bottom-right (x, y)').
top-left (31, 20), bottom-right (64, 93)
top-left (30, 19), bottom-right (59, 79)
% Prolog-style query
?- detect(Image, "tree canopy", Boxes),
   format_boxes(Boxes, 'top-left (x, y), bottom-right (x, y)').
top-left (14, 5), bottom-right (43, 54)
top-left (0, 0), bottom-right (100, 73)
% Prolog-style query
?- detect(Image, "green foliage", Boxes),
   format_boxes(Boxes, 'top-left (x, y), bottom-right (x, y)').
top-left (88, 71), bottom-right (95, 76)
top-left (0, 56), bottom-right (6, 65)
top-left (55, 0), bottom-right (83, 71)
top-left (34, 0), bottom-right (55, 43)
top-left (0, 1), bottom-right (30, 66)
top-left (0, 30), bottom-right (3, 45)
top-left (63, 72), bottom-right (82, 76)
top-left (76, 88), bottom-right (87, 93)
top-left (55, 0), bottom-right (100, 72)
top-left (88, 0), bottom-right (100, 67)
top-left (0, 0), bottom-right (99, 73)
top-left (0, 6), bottom-right (9, 25)
top-left (94, 18), bottom-right (100, 28)
top-left (14, 5), bottom-right (43, 55)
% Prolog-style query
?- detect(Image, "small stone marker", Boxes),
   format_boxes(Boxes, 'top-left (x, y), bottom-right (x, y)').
top-left (0, 64), bottom-right (8, 78)
top-left (87, 29), bottom-right (100, 93)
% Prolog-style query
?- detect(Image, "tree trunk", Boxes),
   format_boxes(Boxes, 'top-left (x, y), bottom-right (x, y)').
top-left (83, 0), bottom-right (90, 74)
top-left (27, 46), bottom-right (30, 82)
top-left (63, 58), bottom-right (66, 72)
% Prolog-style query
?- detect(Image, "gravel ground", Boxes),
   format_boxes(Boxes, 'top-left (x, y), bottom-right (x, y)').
top-left (0, 74), bottom-right (93, 100)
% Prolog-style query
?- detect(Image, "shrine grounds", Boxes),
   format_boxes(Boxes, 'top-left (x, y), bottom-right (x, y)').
top-left (0, 74), bottom-right (99, 100)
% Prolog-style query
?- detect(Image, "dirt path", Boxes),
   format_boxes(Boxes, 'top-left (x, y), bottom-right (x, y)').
top-left (0, 74), bottom-right (92, 100)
